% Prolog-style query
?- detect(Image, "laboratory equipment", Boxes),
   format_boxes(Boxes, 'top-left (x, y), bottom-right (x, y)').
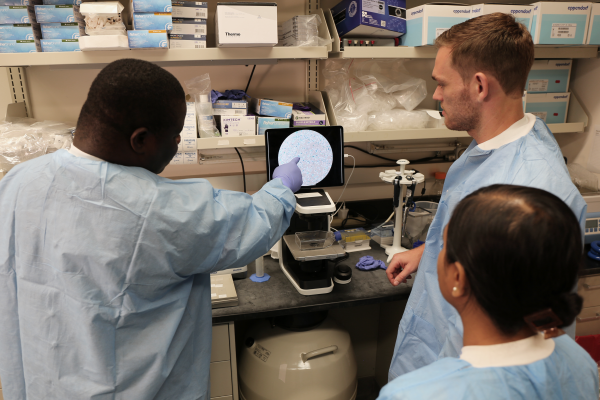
top-left (250, 255), bottom-right (270, 282)
top-left (431, 172), bottom-right (446, 196)
top-left (333, 264), bottom-right (352, 284)
top-left (265, 126), bottom-right (346, 295)
top-left (404, 201), bottom-right (438, 247)
top-left (584, 193), bottom-right (600, 244)
top-left (295, 231), bottom-right (335, 250)
top-left (334, 228), bottom-right (371, 253)
top-left (379, 159), bottom-right (425, 261)
top-left (239, 315), bottom-right (357, 400)
top-left (210, 274), bottom-right (238, 308)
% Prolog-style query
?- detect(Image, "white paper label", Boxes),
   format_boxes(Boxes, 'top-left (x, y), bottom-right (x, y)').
top-left (551, 23), bottom-right (576, 39)
top-left (218, 294), bottom-right (227, 298)
top-left (243, 138), bottom-right (256, 145)
top-left (211, 283), bottom-right (223, 288)
top-left (233, 103), bottom-right (245, 109)
top-left (436, 28), bottom-right (448, 38)
top-left (217, 139), bottom-right (229, 146)
top-left (587, 126), bottom-right (600, 173)
top-left (362, 0), bottom-right (385, 14)
top-left (531, 111), bottom-right (547, 122)
top-left (527, 79), bottom-right (548, 92)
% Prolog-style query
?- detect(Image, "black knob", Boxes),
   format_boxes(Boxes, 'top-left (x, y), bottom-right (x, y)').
top-left (245, 337), bottom-right (254, 348)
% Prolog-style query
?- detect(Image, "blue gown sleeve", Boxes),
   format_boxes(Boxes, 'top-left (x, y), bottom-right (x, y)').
top-left (139, 177), bottom-right (296, 277)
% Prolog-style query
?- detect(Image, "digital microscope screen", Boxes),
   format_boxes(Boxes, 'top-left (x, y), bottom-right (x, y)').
top-left (265, 126), bottom-right (345, 189)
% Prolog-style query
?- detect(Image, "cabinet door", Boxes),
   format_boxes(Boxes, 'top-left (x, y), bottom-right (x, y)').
top-left (210, 361), bottom-right (233, 398)
top-left (578, 275), bottom-right (600, 308)
top-left (212, 324), bottom-right (230, 362)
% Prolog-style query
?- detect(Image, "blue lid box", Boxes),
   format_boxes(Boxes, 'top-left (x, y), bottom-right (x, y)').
top-left (331, 0), bottom-right (406, 38)
top-left (0, 38), bottom-right (39, 52)
top-left (127, 29), bottom-right (168, 48)
top-left (133, 12), bottom-right (172, 31)
top-left (35, 4), bottom-right (78, 23)
top-left (0, 23), bottom-right (39, 39)
top-left (247, 96), bottom-right (293, 118)
top-left (40, 22), bottom-right (81, 39)
top-left (131, 0), bottom-right (171, 13)
top-left (0, 5), bottom-right (34, 24)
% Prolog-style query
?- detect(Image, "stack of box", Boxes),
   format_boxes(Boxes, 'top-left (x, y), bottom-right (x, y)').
top-left (215, 2), bottom-right (277, 47)
top-left (213, 99), bottom-right (255, 137)
top-left (171, 102), bottom-right (198, 165)
top-left (278, 14), bottom-right (320, 47)
top-left (0, 0), bottom-right (41, 53)
top-left (127, 0), bottom-right (170, 49)
top-left (587, 3), bottom-right (600, 44)
top-left (401, 4), bottom-right (471, 46)
top-left (169, 0), bottom-right (206, 49)
top-left (238, 96), bottom-right (294, 137)
top-left (530, 2), bottom-right (591, 45)
top-left (35, 0), bottom-right (82, 51)
top-left (291, 102), bottom-right (326, 127)
top-left (525, 60), bottom-right (572, 124)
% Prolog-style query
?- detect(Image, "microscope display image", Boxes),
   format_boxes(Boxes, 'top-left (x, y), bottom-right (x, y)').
top-left (278, 130), bottom-right (333, 186)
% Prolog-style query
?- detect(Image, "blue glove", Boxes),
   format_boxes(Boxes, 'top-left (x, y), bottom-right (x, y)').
top-left (273, 157), bottom-right (302, 193)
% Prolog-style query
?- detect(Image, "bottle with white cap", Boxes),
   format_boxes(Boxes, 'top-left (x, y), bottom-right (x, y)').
top-left (198, 94), bottom-right (215, 138)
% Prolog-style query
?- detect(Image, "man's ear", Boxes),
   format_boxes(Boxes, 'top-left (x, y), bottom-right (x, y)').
top-left (130, 128), bottom-right (150, 154)
top-left (473, 72), bottom-right (489, 103)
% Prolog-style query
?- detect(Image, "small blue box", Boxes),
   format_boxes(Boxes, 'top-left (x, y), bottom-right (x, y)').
top-left (525, 93), bottom-right (570, 124)
top-left (133, 12), bottom-right (172, 31)
top-left (0, 38), bottom-right (38, 51)
top-left (0, 5), bottom-right (32, 23)
top-left (35, 4), bottom-right (76, 23)
top-left (0, 23), bottom-right (39, 39)
top-left (131, 0), bottom-right (171, 13)
top-left (255, 115), bottom-right (290, 135)
top-left (127, 29), bottom-right (168, 48)
top-left (331, 0), bottom-right (406, 38)
top-left (40, 22), bottom-right (80, 38)
top-left (291, 103), bottom-right (326, 127)
top-left (40, 37), bottom-right (79, 51)
top-left (248, 96), bottom-right (293, 118)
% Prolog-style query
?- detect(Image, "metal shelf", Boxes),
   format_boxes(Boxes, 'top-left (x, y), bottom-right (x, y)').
top-left (197, 135), bottom-right (265, 149)
top-left (0, 46), bottom-right (329, 68)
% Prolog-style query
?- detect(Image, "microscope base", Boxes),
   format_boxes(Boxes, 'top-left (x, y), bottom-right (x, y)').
top-left (280, 262), bottom-right (334, 296)
top-left (383, 244), bottom-right (409, 262)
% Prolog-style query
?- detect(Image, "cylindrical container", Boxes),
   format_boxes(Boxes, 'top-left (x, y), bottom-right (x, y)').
top-left (239, 317), bottom-right (357, 400)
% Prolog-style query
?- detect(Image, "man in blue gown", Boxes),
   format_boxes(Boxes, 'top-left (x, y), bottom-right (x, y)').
top-left (0, 59), bottom-right (302, 399)
top-left (386, 13), bottom-right (587, 380)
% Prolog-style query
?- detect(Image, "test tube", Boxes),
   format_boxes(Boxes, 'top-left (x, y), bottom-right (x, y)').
top-left (255, 256), bottom-right (264, 278)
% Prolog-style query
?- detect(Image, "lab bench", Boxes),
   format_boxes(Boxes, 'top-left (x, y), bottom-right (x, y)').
top-left (211, 245), bottom-right (412, 399)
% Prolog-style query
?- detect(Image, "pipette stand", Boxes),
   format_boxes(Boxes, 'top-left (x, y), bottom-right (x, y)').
top-left (379, 160), bottom-right (425, 262)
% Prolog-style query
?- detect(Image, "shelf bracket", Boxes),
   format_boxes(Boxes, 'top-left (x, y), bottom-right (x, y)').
top-left (6, 66), bottom-right (31, 118)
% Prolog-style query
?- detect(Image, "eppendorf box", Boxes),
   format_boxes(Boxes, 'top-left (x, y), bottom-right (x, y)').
top-left (215, 2), bottom-right (277, 47)
top-left (526, 60), bottom-right (572, 93)
top-left (402, 4), bottom-right (471, 46)
top-left (471, 4), bottom-right (533, 32)
top-left (525, 92), bottom-right (570, 124)
top-left (530, 2), bottom-right (591, 45)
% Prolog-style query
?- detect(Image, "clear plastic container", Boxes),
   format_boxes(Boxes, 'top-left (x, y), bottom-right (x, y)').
top-left (295, 231), bottom-right (335, 250)
top-left (198, 94), bottom-right (216, 138)
top-left (431, 172), bottom-right (446, 196)
top-left (404, 201), bottom-right (438, 246)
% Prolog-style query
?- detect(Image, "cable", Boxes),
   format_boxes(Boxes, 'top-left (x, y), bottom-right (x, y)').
top-left (343, 157), bottom-right (443, 169)
top-left (331, 154), bottom-right (356, 219)
top-left (343, 145), bottom-right (398, 162)
top-left (244, 65), bottom-right (257, 94)
top-left (234, 147), bottom-right (246, 193)
top-left (368, 211), bottom-right (395, 233)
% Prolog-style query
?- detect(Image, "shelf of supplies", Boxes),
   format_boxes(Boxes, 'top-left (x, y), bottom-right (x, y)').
top-left (323, 9), bottom-right (598, 60)
top-left (0, 46), bottom-right (329, 68)
top-left (197, 135), bottom-right (266, 149)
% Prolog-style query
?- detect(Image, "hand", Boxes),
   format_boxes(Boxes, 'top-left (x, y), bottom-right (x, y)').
top-left (273, 157), bottom-right (302, 193)
top-left (386, 245), bottom-right (425, 286)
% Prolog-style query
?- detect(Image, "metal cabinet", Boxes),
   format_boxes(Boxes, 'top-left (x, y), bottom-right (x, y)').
top-left (211, 322), bottom-right (239, 400)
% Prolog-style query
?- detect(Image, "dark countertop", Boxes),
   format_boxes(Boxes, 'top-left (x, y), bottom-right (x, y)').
top-left (580, 244), bottom-right (600, 277)
top-left (212, 244), bottom-right (413, 324)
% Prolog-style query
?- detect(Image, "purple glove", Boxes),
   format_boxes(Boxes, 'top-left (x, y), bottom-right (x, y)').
top-left (273, 157), bottom-right (302, 193)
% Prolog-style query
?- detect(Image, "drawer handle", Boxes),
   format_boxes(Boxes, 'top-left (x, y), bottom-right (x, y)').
top-left (301, 345), bottom-right (338, 362)
top-left (577, 313), bottom-right (600, 323)
top-left (583, 283), bottom-right (600, 290)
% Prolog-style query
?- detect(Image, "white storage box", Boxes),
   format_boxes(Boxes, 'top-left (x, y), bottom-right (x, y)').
top-left (525, 93), bottom-right (570, 124)
top-left (217, 115), bottom-right (256, 136)
top-left (530, 2), bottom-right (591, 45)
top-left (471, 4), bottom-right (533, 31)
top-left (526, 60), bottom-right (572, 93)
top-left (586, 2), bottom-right (600, 44)
top-left (402, 4), bottom-right (471, 46)
top-left (215, 2), bottom-right (277, 47)
top-left (171, 1), bottom-right (207, 19)
top-left (79, 34), bottom-right (128, 50)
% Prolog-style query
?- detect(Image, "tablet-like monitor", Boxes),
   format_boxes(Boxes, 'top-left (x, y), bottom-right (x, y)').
top-left (265, 126), bottom-right (344, 189)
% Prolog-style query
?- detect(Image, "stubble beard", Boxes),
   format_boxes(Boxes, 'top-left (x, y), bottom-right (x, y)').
top-left (444, 88), bottom-right (481, 132)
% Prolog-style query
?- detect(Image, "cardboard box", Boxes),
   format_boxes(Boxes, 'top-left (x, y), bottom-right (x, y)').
top-left (171, 17), bottom-right (206, 35)
top-left (402, 4), bottom-right (471, 46)
top-left (132, 12), bottom-right (172, 31)
top-left (127, 29), bottom-right (168, 48)
top-left (171, 1), bottom-right (207, 19)
top-left (471, 4), bottom-right (533, 31)
top-left (330, 0), bottom-right (407, 38)
top-left (170, 152), bottom-right (184, 165)
top-left (40, 37), bottom-right (79, 51)
top-left (0, 22), bottom-right (40, 39)
top-left (0, 38), bottom-right (39, 51)
top-left (217, 115), bottom-right (256, 136)
top-left (178, 102), bottom-right (198, 148)
top-left (530, 2), bottom-right (591, 45)
top-left (291, 103), bottom-right (326, 127)
top-left (248, 96), bottom-right (293, 118)
top-left (525, 92), bottom-right (570, 124)
top-left (0, 5), bottom-right (33, 23)
top-left (79, 34), bottom-right (129, 50)
top-left (526, 60), bottom-right (572, 93)
top-left (215, 2), bottom-right (277, 47)
top-left (168, 34), bottom-right (205, 48)
top-left (212, 99), bottom-right (248, 116)
top-left (256, 116), bottom-right (290, 135)
top-left (131, 0), bottom-right (171, 13)
top-left (586, 2), bottom-right (600, 44)
top-left (40, 22), bottom-right (81, 39)
top-left (35, 4), bottom-right (77, 23)
top-left (183, 151), bottom-right (198, 164)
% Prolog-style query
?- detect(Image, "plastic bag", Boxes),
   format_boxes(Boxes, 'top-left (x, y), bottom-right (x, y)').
top-left (277, 14), bottom-right (331, 47)
top-left (367, 109), bottom-right (433, 131)
top-left (567, 163), bottom-right (599, 191)
top-left (185, 74), bottom-right (220, 138)
top-left (0, 118), bottom-right (74, 174)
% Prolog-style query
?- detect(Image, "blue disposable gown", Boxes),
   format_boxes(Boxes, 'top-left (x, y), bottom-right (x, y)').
top-left (388, 119), bottom-right (587, 380)
top-left (379, 335), bottom-right (599, 400)
top-left (0, 150), bottom-right (296, 400)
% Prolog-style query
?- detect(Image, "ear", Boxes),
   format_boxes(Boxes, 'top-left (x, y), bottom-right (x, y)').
top-left (130, 127), bottom-right (151, 154)
top-left (473, 72), bottom-right (489, 103)
top-left (451, 261), bottom-right (469, 298)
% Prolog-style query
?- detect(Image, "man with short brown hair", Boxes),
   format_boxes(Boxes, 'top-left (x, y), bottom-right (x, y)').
top-left (386, 13), bottom-right (586, 380)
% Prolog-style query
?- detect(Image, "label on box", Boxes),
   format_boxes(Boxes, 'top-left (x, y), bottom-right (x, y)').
top-left (531, 111), bottom-right (547, 122)
top-left (436, 28), bottom-right (447, 38)
top-left (169, 38), bottom-right (205, 48)
top-left (171, 21), bottom-right (206, 35)
top-left (213, 108), bottom-right (246, 115)
top-left (363, 0), bottom-right (385, 14)
top-left (527, 79), bottom-right (548, 92)
top-left (551, 23), bottom-right (576, 39)
top-left (170, 152), bottom-right (184, 165)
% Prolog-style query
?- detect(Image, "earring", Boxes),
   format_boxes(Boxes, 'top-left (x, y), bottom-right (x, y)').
top-left (452, 287), bottom-right (458, 292)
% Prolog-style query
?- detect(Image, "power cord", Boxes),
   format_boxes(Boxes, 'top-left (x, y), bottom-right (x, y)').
top-left (245, 65), bottom-right (257, 94)
top-left (331, 154), bottom-right (356, 223)
top-left (234, 147), bottom-right (246, 193)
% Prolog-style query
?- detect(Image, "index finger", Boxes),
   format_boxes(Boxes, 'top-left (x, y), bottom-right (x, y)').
top-left (291, 157), bottom-right (300, 164)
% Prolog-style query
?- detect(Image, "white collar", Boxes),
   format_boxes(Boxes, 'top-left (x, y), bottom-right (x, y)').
top-left (460, 332), bottom-right (555, 368)
top-left (477, 113), bottom-right (536, 151)
top-left (68, 144), bottom-right (105, 162)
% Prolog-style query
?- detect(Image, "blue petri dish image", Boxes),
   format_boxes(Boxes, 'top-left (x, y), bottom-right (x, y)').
top-left (278, 130), bottom-right (333, 186)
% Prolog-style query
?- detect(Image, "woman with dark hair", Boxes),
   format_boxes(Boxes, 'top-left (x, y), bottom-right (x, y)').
top-left (378, 184), bottom-right (598, 399)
